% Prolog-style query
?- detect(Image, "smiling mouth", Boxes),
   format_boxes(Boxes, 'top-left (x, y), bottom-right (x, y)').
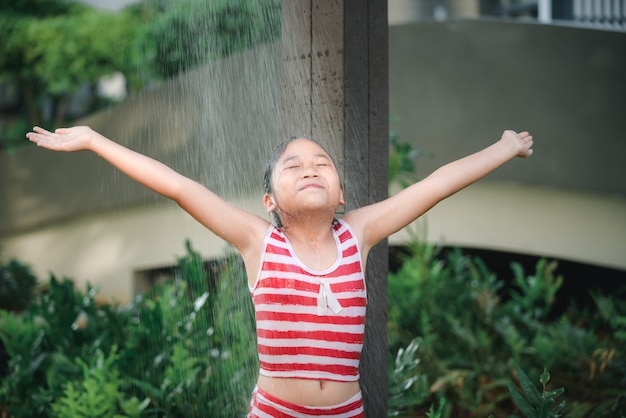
top-left (300, 183), bottom-right (323, 190)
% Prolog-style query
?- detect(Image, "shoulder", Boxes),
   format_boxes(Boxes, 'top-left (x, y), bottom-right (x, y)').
top-left (334, 217), bottom-right (365, 252)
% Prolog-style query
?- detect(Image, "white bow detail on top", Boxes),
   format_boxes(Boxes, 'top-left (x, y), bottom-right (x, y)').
top-left (317, 280), bottom-right (343, 316)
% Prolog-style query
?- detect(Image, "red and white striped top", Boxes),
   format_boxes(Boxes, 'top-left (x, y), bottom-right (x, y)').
top-left (249, 219), bottom-right (367, 382)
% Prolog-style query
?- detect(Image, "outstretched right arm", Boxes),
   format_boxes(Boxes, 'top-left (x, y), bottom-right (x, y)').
top-left (26, 126), bottom-right (270, 254)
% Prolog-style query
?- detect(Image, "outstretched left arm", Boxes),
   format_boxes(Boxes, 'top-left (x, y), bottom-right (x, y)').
top-left (345, 130), bottom-right (534, 253)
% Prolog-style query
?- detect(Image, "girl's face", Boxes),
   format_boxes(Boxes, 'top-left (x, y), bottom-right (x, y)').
top-left (264, 138), bottom-right (344, 221)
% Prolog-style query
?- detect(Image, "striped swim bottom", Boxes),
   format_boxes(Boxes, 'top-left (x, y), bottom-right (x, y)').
top-left (248, 386), bottom-right (365, 418)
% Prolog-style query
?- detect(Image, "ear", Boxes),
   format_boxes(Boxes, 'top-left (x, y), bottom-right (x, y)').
top-left (263, 193), bottom-right (277, 213)
top-left (339, 189), bottom-right (345, 206)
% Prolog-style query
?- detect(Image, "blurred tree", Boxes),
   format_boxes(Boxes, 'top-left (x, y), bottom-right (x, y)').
top-left (0, 0), bottom-right (140, 151)
top-left (0, 0), bottom-right (281, 153)
top-left (135, 0), bottom-right (281, 79)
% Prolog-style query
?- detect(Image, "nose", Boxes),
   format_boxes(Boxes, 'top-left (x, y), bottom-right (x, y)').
top-left (302, 167), bottom-right (319, 178)
top-left (302, 160), bottom-right (319, 178)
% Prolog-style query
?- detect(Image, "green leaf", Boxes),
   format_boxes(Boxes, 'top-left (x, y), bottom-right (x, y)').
top-left (516, 364), bottom-right (542, 406)
top-left (508, 382), bottom-right (538, 418)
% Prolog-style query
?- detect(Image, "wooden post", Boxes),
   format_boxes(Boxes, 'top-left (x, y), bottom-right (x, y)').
top-left (281, 1), bottom-right (389, 415)
top-left (343, 2), bottom-right (389, 416)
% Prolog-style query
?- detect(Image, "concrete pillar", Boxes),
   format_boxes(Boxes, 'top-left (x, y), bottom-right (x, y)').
top-left (282, 1), bottom-right (389, 415)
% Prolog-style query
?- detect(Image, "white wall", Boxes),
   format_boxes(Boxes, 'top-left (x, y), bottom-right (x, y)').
top-left (1, 195), bottom-right (267, 305)
top-left (3, 180), bottom-right (623, 305)
top-left (391, 182), bottom-right (626, 271)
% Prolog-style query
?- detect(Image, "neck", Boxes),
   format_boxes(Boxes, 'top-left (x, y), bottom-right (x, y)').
top-left (280, 214), bottom-right (335, 243)
top-left (280, 216), bottom-right (338, 271)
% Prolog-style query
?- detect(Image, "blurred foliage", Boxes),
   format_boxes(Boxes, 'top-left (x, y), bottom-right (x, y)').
top-left (136, 0), bottom-right (281, 80)
top-left (0, 0), bottom-right (140, 149)
top-left (0, 257), bottom-right (38, 312)
top-left (388, 337), bottom-right (430, 416)
top-left (1, 237), bottom-right (624, 417)
top-left (0, 241), bottom-right (256, 417)
top-left (386, 124), bottom-right (625, 417)
top-left (388, 114), bottom-right (430, 188)
top-left (0, 0), bottom-right (281, 153)
top-left (50, 346), bottom-right (149, 418)
top-left (387, 237), bottom-right (626, 417)
top-left (507, 365), bottom-right (565, 418)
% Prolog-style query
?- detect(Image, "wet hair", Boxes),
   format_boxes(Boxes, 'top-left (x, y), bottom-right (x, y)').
top-left (263, 136), bottom-right (340, 227)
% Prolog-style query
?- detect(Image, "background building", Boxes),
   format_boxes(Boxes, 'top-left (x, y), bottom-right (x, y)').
top-left (1, 0), bottom-right (624, 305)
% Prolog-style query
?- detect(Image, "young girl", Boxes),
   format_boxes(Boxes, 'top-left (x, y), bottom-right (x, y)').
top-left (27, 126), bottom-right (533, 417)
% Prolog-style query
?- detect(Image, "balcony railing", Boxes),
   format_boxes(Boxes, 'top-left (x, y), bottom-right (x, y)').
top-left (388, 0), bottom-right (625, 32)
top-left (509, 0), bottom-right (625, 31)
top-left (537, 0), bottom-right (626, 31)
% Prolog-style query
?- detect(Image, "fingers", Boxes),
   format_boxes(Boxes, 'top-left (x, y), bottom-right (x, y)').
top-left (504, 129), bottom-right (534, 158)
top-left (28, 127), bottom-right (55, 143)
top-left (31, 126), bottom-right (71, 137)
top-left (26, 133), bottom-right (50, 147)
top-left (521, 132), bottom-right (534, 158)
top-left (33, 126), bottom-right (54, 135)
top-left (512, 130), bottom-right (533, 144)
top-left (521, 131), bottom-right (533, 145)
top-left (27, 127), bottom-right (49, 146)
top-left (27, 126), bottom-right (61, 149)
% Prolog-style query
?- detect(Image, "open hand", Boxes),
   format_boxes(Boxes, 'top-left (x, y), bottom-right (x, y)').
top-left (502, 130), bottom-right (534, 158)
top-left (26, 126), bottom-right (99, 152)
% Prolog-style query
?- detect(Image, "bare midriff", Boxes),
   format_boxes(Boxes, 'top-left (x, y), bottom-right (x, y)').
top-left (256, 375), bottom-right (360, 407)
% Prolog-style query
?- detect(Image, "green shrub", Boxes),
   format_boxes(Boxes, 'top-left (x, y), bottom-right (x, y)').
top-left (0, 274), bottom-right (127, 417)
top-left (51, 346), bottom-right (149, 418)
top-left (388, 337), bottom-right (430, 417)
top-left (115, 243), bottom-right (256, 417)
top-left (2, 237), bottom-right (623, 417)
top-left (0, 258), bottom-right (38, 312)
top-left (387, 237), bottom-right (626, 417)
top-left (0, 241), bottom-right (256, 417)
top-left (507, 365), bottom-right (565, 418)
